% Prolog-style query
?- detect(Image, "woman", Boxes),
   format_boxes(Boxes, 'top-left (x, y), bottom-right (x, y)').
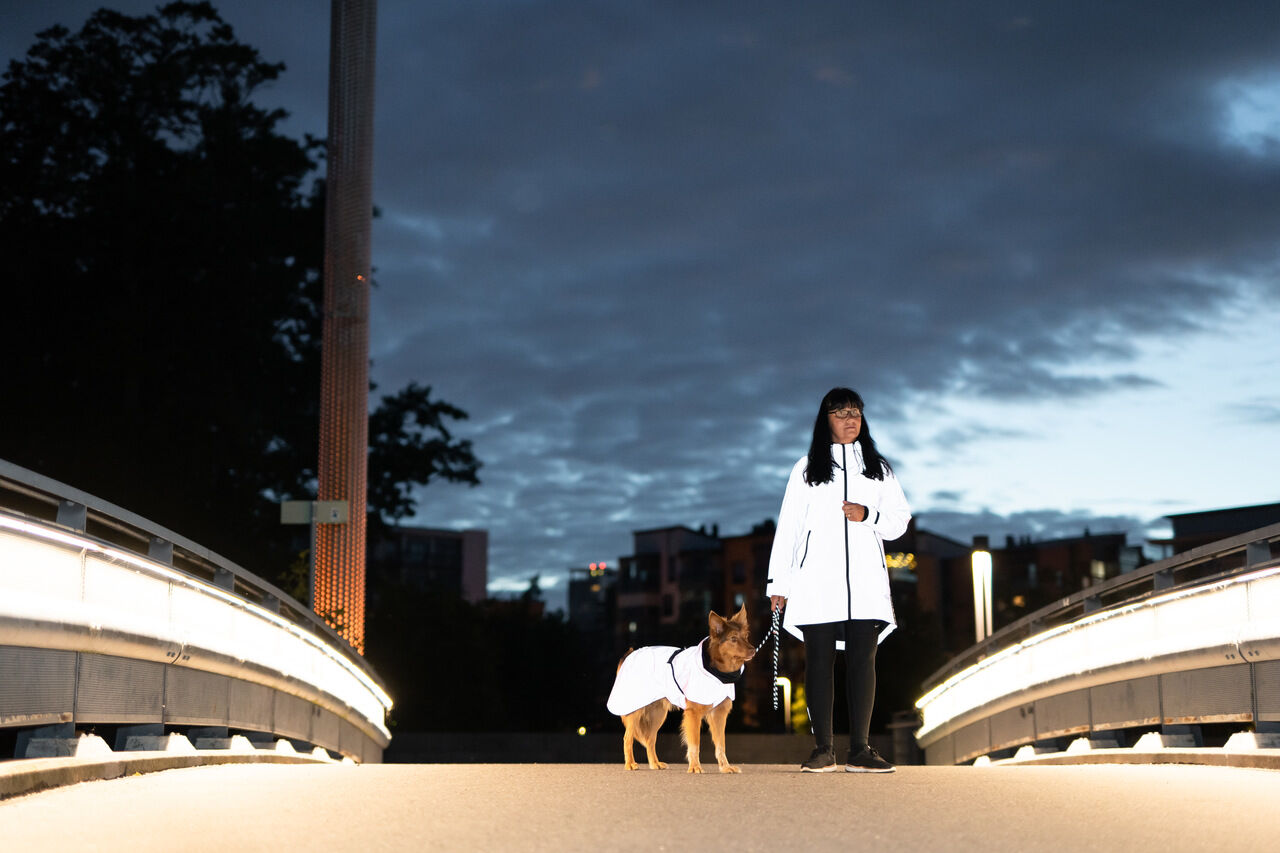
top-left (766, 387), bottom-right (911, 773)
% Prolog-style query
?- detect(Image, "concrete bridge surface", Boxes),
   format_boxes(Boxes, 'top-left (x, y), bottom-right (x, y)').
top-left (2, 762), bottom-right (1278, 852)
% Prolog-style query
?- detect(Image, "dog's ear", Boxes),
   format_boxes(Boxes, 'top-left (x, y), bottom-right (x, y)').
top-left (731, 603), bottom-right (749, 626)
top-left (709, 611), bottom-right (726, 635)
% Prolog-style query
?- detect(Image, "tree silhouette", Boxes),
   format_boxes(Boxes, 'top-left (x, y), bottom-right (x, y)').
top-left (0, 2), bottom-right (479, 585)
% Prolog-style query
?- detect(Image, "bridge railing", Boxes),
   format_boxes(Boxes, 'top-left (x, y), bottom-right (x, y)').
top-left (914, 522), bottom-right (1280, 765)
top-left (0, 459), bottom-right (392, 762)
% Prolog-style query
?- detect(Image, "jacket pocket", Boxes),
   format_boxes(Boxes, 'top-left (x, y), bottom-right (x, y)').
top-left (798, 530), bottom-right (811, 568)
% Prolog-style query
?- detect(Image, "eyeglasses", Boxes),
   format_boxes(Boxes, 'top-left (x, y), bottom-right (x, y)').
top-left (829, 408), bottom-right (862, 420)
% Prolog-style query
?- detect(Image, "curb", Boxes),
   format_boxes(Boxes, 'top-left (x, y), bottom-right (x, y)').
top-left (0, 751), bottom-right (334, 801)
top-left (987, 749), bottom-right (1280, 770)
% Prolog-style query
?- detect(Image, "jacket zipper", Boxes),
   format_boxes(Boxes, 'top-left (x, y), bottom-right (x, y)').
top-left (842, 444), bottom-right (852, 620)
top-left (799, 530), bottom-right (811, 568)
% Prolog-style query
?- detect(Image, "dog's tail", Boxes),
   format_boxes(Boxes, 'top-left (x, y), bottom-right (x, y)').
top-left (616, 647), bottom-right (635, 673)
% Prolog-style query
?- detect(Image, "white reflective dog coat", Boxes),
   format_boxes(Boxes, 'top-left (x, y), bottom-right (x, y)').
top-left (606, 638), bottom-right (741, 715)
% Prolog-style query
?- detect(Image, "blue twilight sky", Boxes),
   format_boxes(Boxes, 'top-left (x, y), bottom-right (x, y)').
top-left (5, 1), bottom-right (1279, 612)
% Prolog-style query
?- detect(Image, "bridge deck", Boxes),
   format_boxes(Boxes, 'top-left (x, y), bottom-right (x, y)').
top-left (2, 762), bottom-right (1277, 851)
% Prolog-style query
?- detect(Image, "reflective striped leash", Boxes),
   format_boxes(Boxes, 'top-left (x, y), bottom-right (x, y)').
top-left (753, 607), bottom-right (782, 710)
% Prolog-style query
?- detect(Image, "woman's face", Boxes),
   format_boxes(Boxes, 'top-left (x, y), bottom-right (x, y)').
top-left (827, 405), bottom-right (862, 445)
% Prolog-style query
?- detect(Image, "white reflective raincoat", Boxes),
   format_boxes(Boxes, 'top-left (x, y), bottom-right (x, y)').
top-left (606, 639), bottom-right (740, 715)
top-left (765, 442), bottom-right (911, 648)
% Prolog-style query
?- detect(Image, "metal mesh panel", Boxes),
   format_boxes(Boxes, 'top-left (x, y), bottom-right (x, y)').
top-left (316, 0), bottom-right (378, 655)
top-left (1090, 676), bottom-right (1159, 730)
top-left (1034, 688), bottom-right (1090, 739)
top-left (274, 691), bottom-right (313, 742)
top-left (1255, 660), bottom-right (1280, 721)
top-left (339, 717), bottom-right (360, 758)
top-left (75, 653), bottom-right (163, 723)
top-left (953, 718), bottom-right (991, 763)
top-left (0, 646), bottom-right (76, 726)
top-left (313, 707), bottom-right (341, 752)
top-left (363, 733), bottom-right (383, 763)
top-left (1161, 664), bottom-right (1251, 723)
top-left (228, 678), bottom-right (275, 731)
top-left (164, 666), bottom-right (229, 726)
top-left (989, 703), bottom-right (1036, 751)
top-left (924, 734), bottom-right (955, 766)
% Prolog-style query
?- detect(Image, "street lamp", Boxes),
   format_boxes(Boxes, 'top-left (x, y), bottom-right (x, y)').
top-left (972, 535), bottom-right (992, 643)
top-left (775, 676), bottom-right (793, 732)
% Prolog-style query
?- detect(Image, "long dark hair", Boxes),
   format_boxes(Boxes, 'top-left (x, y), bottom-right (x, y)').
top-left (804, 387), bottom-right (893, 484)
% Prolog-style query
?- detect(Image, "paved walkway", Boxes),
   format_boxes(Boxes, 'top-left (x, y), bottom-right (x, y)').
top-left (3, 762), bottom-right (1279, 851)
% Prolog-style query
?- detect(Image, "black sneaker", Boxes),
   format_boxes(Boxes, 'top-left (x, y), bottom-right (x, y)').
top-left (801, 746), bottom-right (837, 772)
top-left (845, 744), bottom-right (895, 773)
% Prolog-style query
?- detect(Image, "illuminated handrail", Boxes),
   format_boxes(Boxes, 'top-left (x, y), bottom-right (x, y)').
top-left (0, 458), bottom-right (376, 677)
top-left (0, 458), bottom-right (392, 749)
top-left (913, 523), bottom-right (1280, 757)
top-left (914, 560), bottom-right (1280, 744)
top-left (920, 522), bottom-right (1280, 694)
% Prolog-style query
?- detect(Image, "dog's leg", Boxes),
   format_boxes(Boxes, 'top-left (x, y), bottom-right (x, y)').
top-left (682, 702), bottom-right (710, 773)
top-left (621, 711), bottom-right (641, 770)
top-left (639, 700), bottom-right (669, 770)
top-left (708, 699), bottom-right (740, 773)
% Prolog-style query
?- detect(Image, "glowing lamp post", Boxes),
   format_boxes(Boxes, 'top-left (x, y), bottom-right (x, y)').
top-left (775, 676), bottom-right (793, 732)
top-left (972, 535), bottom-right (993, 643)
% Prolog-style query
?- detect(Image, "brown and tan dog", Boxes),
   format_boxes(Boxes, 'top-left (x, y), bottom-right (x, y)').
top-left (606, 605), bottom-right (755, 773)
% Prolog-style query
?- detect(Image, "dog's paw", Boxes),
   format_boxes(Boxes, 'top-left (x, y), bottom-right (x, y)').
top-left (652, 761), bottom-right (668, 770)
top-left (719, 764), bottom-right (742, 774)
top-left (626, 762), bottom-right (639, 771)
top-left (687, 764), bottom-right (704, 774)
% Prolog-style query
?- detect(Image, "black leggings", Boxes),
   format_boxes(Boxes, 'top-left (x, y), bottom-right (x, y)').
top-left (802, 619), bottom-right (883, 749)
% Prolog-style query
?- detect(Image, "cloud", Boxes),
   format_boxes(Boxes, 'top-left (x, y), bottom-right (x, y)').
top-left (813, 65), bottom-right (853, 87)
top-left (10, 0), bottom-right (1279, 604)
top-left (349, 0), bottom-right (1280, 597)
top-left (914, 507), bottom-right (1164, 550)
top-left (1227, 398), bottom-right (1280, 424)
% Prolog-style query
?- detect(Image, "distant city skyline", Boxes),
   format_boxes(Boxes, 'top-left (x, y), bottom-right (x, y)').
top-left (6, 1), bottom-right (1278, 616)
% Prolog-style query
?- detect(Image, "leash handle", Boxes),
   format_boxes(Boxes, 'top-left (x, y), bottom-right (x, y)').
top-left (770, 608), bottom-right (781, 711)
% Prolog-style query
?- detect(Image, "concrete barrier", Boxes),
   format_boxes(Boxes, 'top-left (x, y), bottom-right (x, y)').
top-left (0, 750), bottom-right (331, 801)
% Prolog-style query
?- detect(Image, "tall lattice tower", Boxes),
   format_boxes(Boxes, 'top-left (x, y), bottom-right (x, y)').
top-left (316, 0), bottom-right (377, 653)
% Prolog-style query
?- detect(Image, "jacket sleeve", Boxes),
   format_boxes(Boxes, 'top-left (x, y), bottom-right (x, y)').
top-left (765, 460), bottom-right (808, 600)
top-left (857, 470), bottom-right (911, 541)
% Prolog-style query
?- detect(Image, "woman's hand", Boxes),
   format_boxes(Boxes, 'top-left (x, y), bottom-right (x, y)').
top-left (842, 501), bottom-right (868, 522)
top-left (770, 595), bottom-right (786, 613)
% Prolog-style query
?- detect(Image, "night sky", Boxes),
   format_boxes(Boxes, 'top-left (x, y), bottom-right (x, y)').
top-left (6, 1), bottom-right (1279, 612)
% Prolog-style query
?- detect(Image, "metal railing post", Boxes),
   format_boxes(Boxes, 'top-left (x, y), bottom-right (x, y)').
top-left (56, 500), bottom-right (86, 531)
